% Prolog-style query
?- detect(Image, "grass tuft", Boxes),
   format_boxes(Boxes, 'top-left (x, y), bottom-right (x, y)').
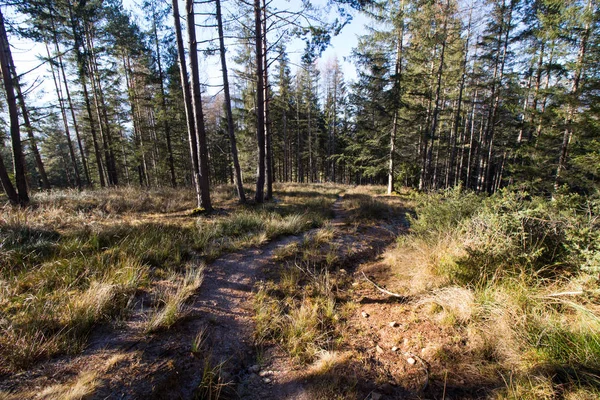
top-left (145, 265), bottom-right (204, 333)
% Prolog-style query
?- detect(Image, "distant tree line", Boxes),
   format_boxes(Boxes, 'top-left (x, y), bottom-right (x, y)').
top-left (0, 0), bottom-right (597, 206)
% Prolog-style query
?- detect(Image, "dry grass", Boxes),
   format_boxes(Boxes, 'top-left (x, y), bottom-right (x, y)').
top-left (378, 188), bottom-right (600, 398)
top-left (36, 370), bottom-right (100, 400)
top-left (418, 286), bottom-right (476, 325)
top-left (253, 223), bottom-right (351, 364)
top-left (145, 265), bottom-right (204, 333)
top-left (1, 184), bottom-right (345, 373)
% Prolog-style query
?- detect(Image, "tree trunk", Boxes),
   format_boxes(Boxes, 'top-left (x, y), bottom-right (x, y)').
top-left (420, 2), bottom-right (448, 191)
top-left (67, 1), bottom-right (106, 187)
top-left (85, 27), bottom-right (118, 186)
top-left (0, 149), bottom-right (18, 204)
top-left (262, 0), bottom-right (273, 200)
top-left (254, 0), bottom-right (266, 202)
top-left (484, 0), bottom-right (513, 193)
top-left (447, 1), bottom-right (473, 189)
top-left (0, 9), bottom-right (28, 205)
top-left (216, 0), bottom-right (246, 203)
top-left (186, 0), bottom-right (212, 210)
top-left (52, 23), bottom-right (91, 187)
top-left (46, 42), bottom-right (81, 189)
top-left (388, 2), bottom-right (404, 194)
top-left (172, 0), bottom-right (201, 206)
top-left (296, 83), bottom-right (302, 183)
top-left (12, 65), bottom-right (51, 190)
top-left (150, 6), bottom-right (176, 187)
top-left (418, 54), bottom-right (437, 190)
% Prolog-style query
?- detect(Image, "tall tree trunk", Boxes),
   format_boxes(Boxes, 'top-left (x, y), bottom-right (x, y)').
top-left (283, 104), bottom-right (288, 182)
top-left (123, 55), bottom-right (142, 185)
top-left (464, 85), bottom-right (479, 186)
top-left (150, 4), bottom-right (176, 187)
top-left (52, 23), bottom-right (91, 187)
top-left (254, 0), bottom-right (266, 202)
top-left (0, 9), bottom-right (28, 205)
top-left (447, 1), bottom-right (473, 189)
top-left (46, 42), bottom-right (81, 189)
top-left (186, 0), bottom-right (212, 210)
top-left (296, 83), bottom-right (302, 183)
top-left (67, 1), bottom-right (106, 187)
top-left (330, 68), bottom-right (338, 183)
top-left (172, 0), bottom-right (201, 205)
top-left (388, 1), bottom-right (404, 195)
top-left (418, 53), bottom-right (437, 190)
top-left (262, 0), bottom-right (273, 199)
top-left (0, 149), bottom-right (18, 204)
top-left (216, 0), bottom-right (246, 203)
top-left (85, 27), bottom-right (118, 186)
top-left (420, 1), bottom-right (448, 191)
top-left (118, 127), bottom-right (130, 185)
top-left (12, 66), bottom-right (51, 190)
top-left (484, 0), bottom-right (513, 192)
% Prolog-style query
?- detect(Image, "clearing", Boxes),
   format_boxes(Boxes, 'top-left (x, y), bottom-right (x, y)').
top-left (1, 184), bottom-right (599, 399)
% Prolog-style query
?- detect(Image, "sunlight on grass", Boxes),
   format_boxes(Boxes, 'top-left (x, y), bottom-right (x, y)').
top-left (382, 187), bottom-right (600, 397)
top-left (145, 265), bottom-right (204, 333)
top-left (0, 184), bottom-right (344, 372)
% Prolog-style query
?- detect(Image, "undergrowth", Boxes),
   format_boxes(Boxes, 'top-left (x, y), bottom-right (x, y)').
top-left (386, 186), bottom-right (600, 398)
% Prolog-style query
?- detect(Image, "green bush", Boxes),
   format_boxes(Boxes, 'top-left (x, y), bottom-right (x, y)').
top-left (409, 186), bottom-right (483, 236)
top-left (410, 188), bottom-right (600, 284)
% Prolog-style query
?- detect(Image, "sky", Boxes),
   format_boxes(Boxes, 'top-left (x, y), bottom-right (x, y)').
top-left (6, 0), bottom-right (370, 104)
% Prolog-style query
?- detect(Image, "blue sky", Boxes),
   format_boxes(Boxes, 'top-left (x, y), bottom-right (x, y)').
top-left (7, 0), bottom-right (369, 104)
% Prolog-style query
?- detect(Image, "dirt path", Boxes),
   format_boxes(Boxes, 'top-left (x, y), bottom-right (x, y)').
top-left (0, 196), bottom-right (344, 398)
top-left (233, 196), bottom-right (409, 400)
top-left (1, 194), bottom-right (409, 399)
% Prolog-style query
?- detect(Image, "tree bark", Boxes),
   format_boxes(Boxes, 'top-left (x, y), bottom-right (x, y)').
top-left (52, 22), bottom-right (91, 187)
top-left (388, 1), bottom-right (404, 195)
top-left (262, 0), bottom-right (273, 200)
top-left (85, 27), bottom-right (118, 186)
top-left (254, 0), bottom-right (266, 202)
top-left (447, 1), bottom-right (473, 189)
top-left (484, 0), bottom-right (513, 193)
top-left (12, 65), bottom-right (51, 190)
top-left (216, 0), bottom-right (246, 203)
top-left (0, 9), bottom-right (28, 205)
top-left (420, 1), bottom-right (448, 191)
top-left (67, 1), bottom-right (106, 187)
top-left (46, 42), bottom-right (81, 189)
top-left (186, 0), bottom-right (212, 210)
top-left (150, 3), bottom-right (176, 187)
top-left (172, 0), bottom-right (201, 206)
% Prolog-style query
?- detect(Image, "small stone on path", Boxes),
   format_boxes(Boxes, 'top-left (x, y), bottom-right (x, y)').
top-left (376, 345), bottom-right (384, 354)
top-left (406, 357), bottom-right (416, 365)
top-left (391, 346), bottom-right (398, 352)
top-left (362, 311), bottom-right (370, 318)
top-left (389, 321), bottom-right (398, 327)
top-left (263, 377), bottom-right (272, 384)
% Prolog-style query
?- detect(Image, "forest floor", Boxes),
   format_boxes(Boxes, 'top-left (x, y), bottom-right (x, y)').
top-left (1, 184), bottom-right (598, 399)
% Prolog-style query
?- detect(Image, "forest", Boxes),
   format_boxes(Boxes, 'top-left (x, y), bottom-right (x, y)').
top-left (0, 0), bottom-right (597, 201)
top-left (0, 0), bottom-right (599, 399)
